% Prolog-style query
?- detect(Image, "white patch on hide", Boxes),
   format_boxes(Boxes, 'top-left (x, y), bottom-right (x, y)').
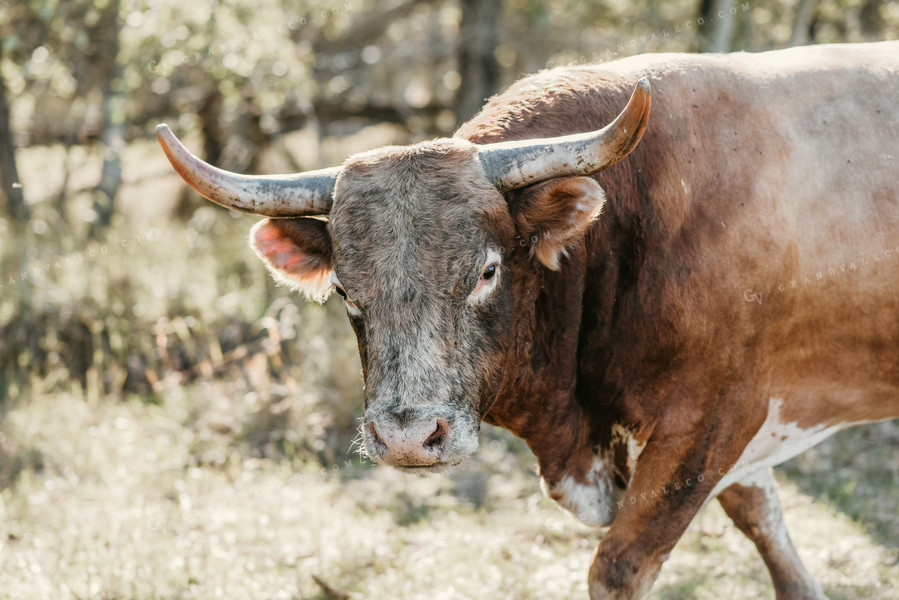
top-left (541, 457), bottom-right (621, 527)
top-left (711, 397), bottom-right (853, 497)
top-left (541, 424), bottom-right (647, 527)
top-left (745, 470), bottom-right (791, 549)
top-left (611, 423), bottom-right (646, 485)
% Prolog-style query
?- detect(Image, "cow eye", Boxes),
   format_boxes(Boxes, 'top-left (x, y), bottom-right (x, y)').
top-left (331, 282), bottom-right (361, 316)
top-left (330, 273), bottom-right (361, 316)
top-left (468, 252), bottom-right (502, 306)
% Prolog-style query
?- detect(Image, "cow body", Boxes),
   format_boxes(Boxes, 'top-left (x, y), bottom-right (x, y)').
top-left (457, 41), bottom-right (899, 598)
top-left (159, 41), bottom-right (899, 599)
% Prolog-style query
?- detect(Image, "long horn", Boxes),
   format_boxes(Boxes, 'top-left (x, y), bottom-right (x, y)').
top-left (156, 124), bottom-right (339, 217)
top-left (477, 78), bottom-right (651, 192)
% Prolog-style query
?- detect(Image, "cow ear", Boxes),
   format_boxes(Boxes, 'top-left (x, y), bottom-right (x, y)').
top-left (508, 176), bottom-right (606, 270)
top-left (250, 218), bottom-right (333, 302)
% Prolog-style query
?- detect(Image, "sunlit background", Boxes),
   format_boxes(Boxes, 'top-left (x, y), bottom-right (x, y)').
top-left (0, 1), bottom-right (897, 598)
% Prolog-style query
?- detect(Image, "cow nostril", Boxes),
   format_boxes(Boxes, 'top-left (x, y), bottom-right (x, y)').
top-left (424, 419), bottom-right (449, 450)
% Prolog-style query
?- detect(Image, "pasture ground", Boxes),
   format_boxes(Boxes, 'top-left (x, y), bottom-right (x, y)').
top-left (1, 388), bottom-right (897, 600)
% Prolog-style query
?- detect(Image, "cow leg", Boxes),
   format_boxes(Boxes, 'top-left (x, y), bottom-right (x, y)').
top-left (587, 434), bottom-right (729, 599)
top-left (717, 468), bottom-right (827, 600)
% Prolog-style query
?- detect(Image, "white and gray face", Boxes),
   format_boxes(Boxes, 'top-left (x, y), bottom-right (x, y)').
top-left (154, 85), bottom-right (650, 474)
top-left (327, 140), bottom-right (518, 472)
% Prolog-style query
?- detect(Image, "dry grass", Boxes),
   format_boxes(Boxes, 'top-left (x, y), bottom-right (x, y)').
top-left (1, 389), bottom-right (897, 600)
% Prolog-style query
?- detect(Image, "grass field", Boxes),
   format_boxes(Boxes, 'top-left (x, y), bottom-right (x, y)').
top-left (1, 134), bottom-right (897, 599)
top-left (1, 389), bottom-right (897, 599)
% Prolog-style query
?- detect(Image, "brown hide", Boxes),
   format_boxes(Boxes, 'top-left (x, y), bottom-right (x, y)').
top-left (456, 43), bottom-right (898, 597)
top-left (457, 42), bottom-right (899, 480)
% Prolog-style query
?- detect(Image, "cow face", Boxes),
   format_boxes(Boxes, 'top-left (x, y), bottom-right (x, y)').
top-left (155, 79), bottom-right (650, 471)
top-left (250, 139), bottom-right (609, 471)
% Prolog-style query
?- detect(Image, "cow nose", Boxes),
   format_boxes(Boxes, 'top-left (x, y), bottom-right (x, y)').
top-left (367, 418), bottom-right (450, 466)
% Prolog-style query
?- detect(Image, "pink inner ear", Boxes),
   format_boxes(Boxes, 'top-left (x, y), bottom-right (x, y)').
top-left (251, 219), bottom-right (333, 299)
top-left (254, 226), bottom-right (313, 276)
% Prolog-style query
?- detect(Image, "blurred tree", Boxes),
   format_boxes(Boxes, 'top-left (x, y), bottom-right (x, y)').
top-left (197, 86), bottom-right (226, 167)
top-left (790, 0), bottom-right (818, 46)
top-left (698, 0), bottom-right (737, 52)
top-left (714, 0), bottom-right (737, 51)
top-left (456, 0), bottom-right (501, 124)
top-left (0, 44), bottom-right (28, 221)
top-left (90, 0), bottom-right (125, 234)
top-left (860, 0), bottom-right (885, 37)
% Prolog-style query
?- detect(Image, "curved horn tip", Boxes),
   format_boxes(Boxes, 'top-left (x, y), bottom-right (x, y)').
top-left (630, 79), bottom-right (651, 109)
top-left (155, 123), bottom-right (171, 139)
top-left (155, 123), bottom-right (180, 150)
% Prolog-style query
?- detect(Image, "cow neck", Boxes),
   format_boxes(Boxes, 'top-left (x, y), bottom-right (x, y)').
top-left (483, 247), bottom-right (593, 482)
top-left (484, 165), bottom-right (656, 485)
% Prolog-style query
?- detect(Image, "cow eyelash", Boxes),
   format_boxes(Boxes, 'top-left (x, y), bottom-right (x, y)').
top-left (330, 273), bottom-right (361, 315)
top-left (333, 284), bottom-right (362, 316)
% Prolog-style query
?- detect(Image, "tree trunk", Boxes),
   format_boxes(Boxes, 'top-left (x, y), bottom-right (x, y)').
top-left (199, 86), bottom-right (226, 166)
top-left (56, 138), bottom-right (74, 223)
top-left (456, 0), bottom-right (501, 125)
top-left (0, 45), bottom-right (28, 222)
top-left (89, 0), bottom-right (124, 236)
top-left (789, 0), bottom-right (817, 47)
top-left (696, 0), bottom-right (714, 52)
top-left (174, 86), bottom-right (226, 220)
top-left (859, 0), bottom-right (884, 38)
top-left (698, 0), bottom-right (736, 53)
top-left (712, 0), bottom-right (736, 52)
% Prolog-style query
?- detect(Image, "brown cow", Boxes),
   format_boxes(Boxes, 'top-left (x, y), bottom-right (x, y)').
top-left (157, 41), bottom-right (899, 599)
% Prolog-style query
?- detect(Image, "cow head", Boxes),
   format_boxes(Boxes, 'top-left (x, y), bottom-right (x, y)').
top-left (157, 79), bottom-right (650, 472)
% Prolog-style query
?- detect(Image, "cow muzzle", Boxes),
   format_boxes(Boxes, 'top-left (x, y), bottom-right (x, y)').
top-left (362, 410), bottom-right (477, 470)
